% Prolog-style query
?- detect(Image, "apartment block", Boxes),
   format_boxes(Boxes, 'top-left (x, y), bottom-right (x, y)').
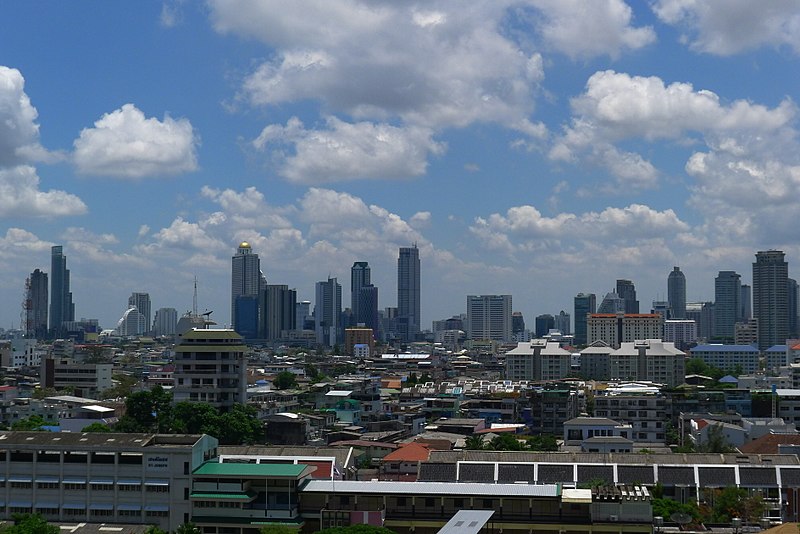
top-left (587, 314), bottom-right (663, 348)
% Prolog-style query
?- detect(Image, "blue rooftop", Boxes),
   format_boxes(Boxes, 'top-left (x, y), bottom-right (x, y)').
top-left (691, 344), bottom-right (759, 353)
top-left (766, 345), bottom-right (787, 352)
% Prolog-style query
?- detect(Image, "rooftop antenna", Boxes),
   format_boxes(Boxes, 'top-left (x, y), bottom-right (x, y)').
top-left (193, 276), bottom-right (198, 316)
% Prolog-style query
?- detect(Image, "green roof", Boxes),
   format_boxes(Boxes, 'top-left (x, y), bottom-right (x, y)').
top-left (190, 490), bottom-right (257, 500)
top-left (192, 515), bottom-right (304, 527)
top-left (193, 462), bottom-right (309, 478)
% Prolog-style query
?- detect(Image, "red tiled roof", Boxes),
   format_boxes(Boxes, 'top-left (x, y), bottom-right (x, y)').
top-left (382, 442), bottom-right (431, 462)
top-left (739, 434), bottom-right (800, 454)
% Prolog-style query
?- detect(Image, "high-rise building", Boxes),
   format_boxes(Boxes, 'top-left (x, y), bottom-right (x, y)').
top-left (295, 301), bottom-right (312, 331)
top-left (534, 314), bottom-right (555, 338)
top-left (357, 285), bottom-right (379, 332)
top-left (153, 307), bottom-right (178, 337)
top-left (740, 284), bottom-right (752, 320)
top-left (466, 295), bottom-right (512, 342)
top-left (686, 301), bottom-right (714, 342)
top-left (49, 245), bottom-right (75, 336)
top-left (714, 271), bottom-right (741, 343)
top-left (128, 292), bottom-right (151, 335)
top-left (616, 279), bottom-right (639, 314)
top-left (24, 269), bottom-right (48, 339)
top-left (587, 314), bottom-right (663, 349)
top-left (397, 245), bottom-right (420, 342)
top-left (788, 278), bottom-right (799, 338)
top-left (351, 262), bottom-right (370, 321)
top-left (512, 312), bottom-right (526, 337)
top-left (115, 307), bottom-right (147, 336)
top-left (554, 310), bottom-right (571, 336)
top-left (668, 266), bottom-right (686, 319)
top-left (231, 242), bottom-right (266, 336)
top-left (574, 293), bottom-right (596, 346)
top-left (753, 250), bottom-right (789, 350)
top-left (315, 277), bottom-right (342, 347)
top-left (264, 284), bottom-right (297, 341)
top-left (597, 292), bottom-right (625, 314)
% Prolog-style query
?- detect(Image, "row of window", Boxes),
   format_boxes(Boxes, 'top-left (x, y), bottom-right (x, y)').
top-left (0, 482), bottom-right (168, 491)
top-left (6, 507), bottom-right (167, 518)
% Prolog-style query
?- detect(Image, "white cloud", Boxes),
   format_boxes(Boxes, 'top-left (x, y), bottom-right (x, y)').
top-left (254, 117), bottom-right (444, 184)
top-left (551, 70), bottom-right (796, 191)
top-left (0, 66), bottom-right (48, 165)
top-left (0, 166), bottom-right (86, 217)
top-left (410, 211), bottom-right (431, 229)
top-left (529, 0), bottom-right (656, 59)
top-left (652, 0), bottom-right (800, 55)
top-left (73, 103), bottom-right (199, 178)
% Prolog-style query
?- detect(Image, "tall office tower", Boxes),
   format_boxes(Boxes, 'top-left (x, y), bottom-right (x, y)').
top-left (715, 271), bottom-right (741, 343)
top-left (788, 279), bottom-right (799, 338)
top-left (24, 269), bottom-right (48, 339)
top-left (616, 279), bottom-right (639, 314)
top-left (295, 301), bottom-right (312, 330)
top-left (231, 242), bottom-right (266, 336)
top-left (535, 314), bottom-right (555, 338)
top-left (264, 284), bottom-right (297, 341)
top-left (357, 285), bottom-right (379, 332)
top-left (651, 301), bottom-right (671, 320)
top-left (115, 307), bottom-right (147, 336)
top-left (574, 293), bottom-right (596, 346)
top-left (740, 284), bottom-right (752, 321)
top-left (554, 310), bottom-right (571, 335)
top-left (397, 245), bottom-right (421, 342)
top-left (753, 250), bottom-right (789, 350)
top-left (686, 301), bottom-right (714, 341)
top-left (668, 267), bottom-right (686, 319)
top-left (466, 295), bottom-right (512, 342)
top-left (351, 262), bottom-right (370, 321)
top-left (128, 292), bottom-right (151, 334)
top-left (512, 311), bottom-right (526, 336)
top-left (597, 292), bottom-right (625, 314)
top-left (49, 245), bottom-right (74, 336)
top-left (315, 277), bottom-right (342, 347)
top-left (152, 307), bottom-right (178, 337)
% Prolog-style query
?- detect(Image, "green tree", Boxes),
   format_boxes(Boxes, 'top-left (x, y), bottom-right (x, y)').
top-left (81, 422), bottom-right (112, 432)
top-left (487, 433), bottom-right (524, 451)
top-left (143, 527), bottom-right (167, 534)
top-left (709, 486), bottom-right (748, 522)
top-left (651, 498), bottom-right (701, 522)
top-left (259, 527), bottom-right (299, 534)
top-left (174, 522), bottom-right (201, 534)
top-left (697, 423), bottom-right (736, 453)
top-left (527, 434), bottom-right (559, 452)
top-left (116, 385), bottom-right (173, 432)
top-left (11, 415), bottom-right (49, 431)
top-left (170, 402), bottom-right (222, 437)
top-left (3, 513), bottom-right (58, 534)
top-left (218, 404), bottom-right (264, 445)
top-left (464, 435), bottom-right (485, 450)
top-left (274, 371), bottom-right (298, 390)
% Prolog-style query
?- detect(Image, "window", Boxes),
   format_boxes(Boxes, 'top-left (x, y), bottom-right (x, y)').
top-left (119, 509), bottom-right (141, 517)
top-left (91, 483), bottom-right (114, 491)
top-left (10, 482), bottom-right (32, 489)
top-left (146, 485), bottom-right (169, 493)
top-left (425, 498), bottom-right (435, 507)
top-left (37, 482), bottom-right (59, 490)
top-left (396, 497), bottom-right (407, 506)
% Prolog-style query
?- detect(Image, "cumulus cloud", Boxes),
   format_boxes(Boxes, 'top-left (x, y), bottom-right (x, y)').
top-left (73, 103), bottom-right (199, 178)
top-left (201, 185), bottom-right (294, 229)
top-left (0, 166), bottom-right (87, 217)
top-left (551, 70), bottom-right (796, 191)
top-left (254, 117), bottom-right (444, 184)
top-left (652, 0), bottom-right (800, 55)
top-left (529, 0), bottom-right (656, 59)
top-left (0, 66), bottom-right (49, 165)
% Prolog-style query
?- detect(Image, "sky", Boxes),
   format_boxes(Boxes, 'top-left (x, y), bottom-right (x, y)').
top-left (1, 1), bottom-right (800, 332)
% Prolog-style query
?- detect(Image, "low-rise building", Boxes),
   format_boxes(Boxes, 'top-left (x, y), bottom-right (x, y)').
top-left (690, 344), bottom-right (760, 374)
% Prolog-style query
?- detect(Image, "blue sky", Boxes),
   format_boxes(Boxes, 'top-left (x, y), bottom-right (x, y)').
top-left (1, 1), bottom-right (799, 331)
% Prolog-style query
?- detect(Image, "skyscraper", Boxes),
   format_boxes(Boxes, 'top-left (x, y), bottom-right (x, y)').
top-left (555, 310), bottom-right (571, 335)
top-left (153, 307), bottom-right (178, 337)
top-left (357, 285), bottom-right (380, 333)
top-left (574, 293), bottom-right (596, 346)
top-left (315, 277), bottom-right (342, 347)
top-left (667, 267), bottom-right (686, 319)
top-left (740, 284), bottom-right (752, 320)
top-left (534, 314), bottom-right (555, 338)
top-left (466, 295), bottom-right (512, 342)
top-left (351, 262), bottom-right (370, 321)
top-left (25, 269), bottom-right (48, 339)
top-left (231, 242), bottom-right (266, 336)
top-left (128, 292), bottom-right (151, 334)
top-left (714, 271), bottom-right (741, 343)
top-left (49, 245), bottom-right (74, 336)
top-left (264, 284), bottom-right (297, 341)
top-left (397, 245), bottom-right (421, 342)
top-left (616, 279), bottom-right (639, 314)
top-left (512, 311), bottom-right (526, 337)
top-left (789, 278), bottom-right (799, 338)
top-left (753, 250), bottom-right (789, 350)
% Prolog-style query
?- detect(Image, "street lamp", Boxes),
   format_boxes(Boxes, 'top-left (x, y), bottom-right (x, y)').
top-left (732, 517), bottom-right (742, 534)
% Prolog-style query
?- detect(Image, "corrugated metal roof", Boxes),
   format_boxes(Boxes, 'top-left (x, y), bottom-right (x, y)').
top-left (193, 461), bottom-right (310, 477)
top-left (691, 344), bottom-right (759, 353)
top-left (300, 480), bottom-right (560, 497)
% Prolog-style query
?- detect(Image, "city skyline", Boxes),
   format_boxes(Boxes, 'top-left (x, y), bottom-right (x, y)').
top-left (1, 3), bottom-right (800, 329)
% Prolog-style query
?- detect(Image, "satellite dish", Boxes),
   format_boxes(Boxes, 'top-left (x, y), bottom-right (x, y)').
top-left (670, 513), bottom-right (693, 525)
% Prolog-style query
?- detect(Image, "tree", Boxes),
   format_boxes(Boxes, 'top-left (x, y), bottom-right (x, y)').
top-left (175, 523), bottom-right (201, 534)
top-left (651, 498), bottom-right (701, 523)
top-left (115, 385), bottom-right (173, 433)
top-left (218, 404), bottom-right (264, 445)
top-left (464, 435), bottom-right (485, 450)
top-left (11, 415), bottom-right (48, 431)
top-left (274, 371), bottom-right (298, 390)
top-left (697, 423), bottom-right (736, 453)
top-left (259, 527), bottom-right (299, 534)
top-left (81, 422), bottom-right (112, 432)
top-left (3, 513), bottom-right (58, 534)
top-left (170, 402), bottom-right (222, 437)
top-left (527, 434), bottom-right (559, 452)
top-left (487, 433), bottom-right (524, 451)
top-left (143, 527), bottom-right (167, 534)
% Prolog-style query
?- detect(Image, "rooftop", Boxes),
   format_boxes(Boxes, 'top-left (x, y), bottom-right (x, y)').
top-left (193, 461), bottom-right (312, 478)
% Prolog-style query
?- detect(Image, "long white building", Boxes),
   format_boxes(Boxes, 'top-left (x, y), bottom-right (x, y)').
top-left (467, 295), bottom-right (512, 342)
top-left (587, 314), bottom-right (663, 349)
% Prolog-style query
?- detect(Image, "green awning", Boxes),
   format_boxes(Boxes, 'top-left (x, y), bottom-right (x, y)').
top-left (190, 490), bottom-right (257, 500)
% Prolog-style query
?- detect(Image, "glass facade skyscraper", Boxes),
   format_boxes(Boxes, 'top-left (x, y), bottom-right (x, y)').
top-left (753, 250), bottom-right (789, 350)
top-left (397, 245), bottom-right (420, 342)
top-left (49, 245), bottom-right (74, 336)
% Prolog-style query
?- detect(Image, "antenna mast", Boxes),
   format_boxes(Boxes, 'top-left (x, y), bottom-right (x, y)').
top-left (193, 276), bottom-right (198, 316)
